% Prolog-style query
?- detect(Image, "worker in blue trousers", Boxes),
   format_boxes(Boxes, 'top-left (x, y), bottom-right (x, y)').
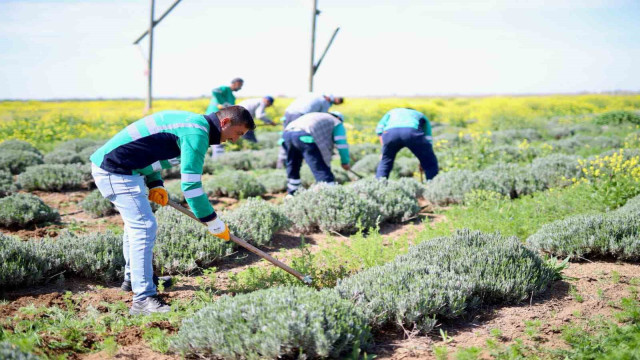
top-left (282, 111), bottom-right (350, 195)
top-left (375, 108), bottom-right (439, 180)
top-left (277, 93), bottom-right (344, 167)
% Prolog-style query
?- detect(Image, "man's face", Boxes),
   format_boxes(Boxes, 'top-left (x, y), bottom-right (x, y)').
top-left (263, 98), bottom-right (273, 107)
top-left (220, 118), bottom-right (248, 143)
top-left (333, 97), bottom-right (343, 105)
top-left (231, 81), bottom-right (243, 91)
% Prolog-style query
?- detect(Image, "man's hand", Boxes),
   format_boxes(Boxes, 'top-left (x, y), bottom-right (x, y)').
top-left (148, 186), bottom-right (168, 206)
top-left (217, 104), bottom-right (224, 110)
top-left (341, 163), bottom-right (351, 171)
top-left (207, 217), bottom-right (230, 241)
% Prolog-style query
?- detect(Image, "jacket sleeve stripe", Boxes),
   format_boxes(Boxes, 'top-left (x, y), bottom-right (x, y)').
top-left (183, 187), bottom-right (204, 199)
top-left (181, 173), bottom-right (202, 182)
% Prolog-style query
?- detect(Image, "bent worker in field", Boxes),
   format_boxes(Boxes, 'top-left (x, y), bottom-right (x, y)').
top-left (206, 77), bottom-right (244, 157)
top-left (90, 106), bottom-right (255, 315)
top-left (238, 96), bottom-right (275, 143)
top-left (278, 93), bottom-right (343, 167)
top-left (375, 108), bottom-right (439, 180)
top-left (282, 111), bottom-right (350, 195)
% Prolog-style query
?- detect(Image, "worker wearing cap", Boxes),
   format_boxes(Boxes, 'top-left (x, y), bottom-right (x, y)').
top-left (282, 111), bottom-right (350, 195)
top-left (375, 108), bottom-right (439, 180)
top-left (238, 96), bottom-right (275, 143)
top-left (277, 93), bottom-right (343, 167)
top-left (206, 78), bottom-right (244, 157)
top-left (90, 106), bottom-right (255, 315)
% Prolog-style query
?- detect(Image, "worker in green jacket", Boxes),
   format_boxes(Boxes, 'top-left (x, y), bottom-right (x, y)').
top-left (90, 106), bottom-right (255, 315)
top-left (206, 78), bottom-right (244, 158)
top-left (205, 77), bottom-right (243, 114)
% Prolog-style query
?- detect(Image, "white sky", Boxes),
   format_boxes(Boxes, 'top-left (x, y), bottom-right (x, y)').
top-left (0, 0), bottom-right (639, 99)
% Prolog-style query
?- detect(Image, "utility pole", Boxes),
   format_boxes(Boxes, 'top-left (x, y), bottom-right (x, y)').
top-left (309, 0), bottom-right (318, 92)
top-left (146, 0), bottom-right (155, 112)
top-left (308, 0), bottom-right (339, 92)
top-left (133, 0), bottom-right (183, 112)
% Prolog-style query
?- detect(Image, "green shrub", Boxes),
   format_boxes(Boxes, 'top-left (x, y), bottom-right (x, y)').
top-left (250, 148), bottom-right (279, 169)
top-left (527, 194), bottom-right (640, 261)
top-left (393, 157), bottom-right (419, 177)
top-left (0, 150), bottom-right (44, 174)
top-left (78, 144), bottom-right (102, 163)
top-left (256, 170), bottom-right (287, 193)
top-left (0, 233), bottom-right (58, 288)
top-left (221, 198), bottom-right (291, 246)
top-left (350, 143), bottom-right (379, 162)
top-left (397, 177), bottom-right (426, 198)
top-left (0, 341), bottom-right (41, 360)
top-left (352, 154), bottom-right (379, 175)
top-left (43, 149), bottom-right (85, 164)
top-left (203, 171), bottom-right (266, 199)
top-left (55, 138), bottom-right (104, 153)
top-left (283, 183), bottom-right (379, 234)
top-left (491, 128), bottom-right (542, 144)
top-left (530, 153), bottom-right (581, 188)
top-left (0, 230), bottom-right (123, 288)
top-left (594, 110), bottom-right (640, 125)
top-left (16, 164), bottom-right (90, 191)
top-left (0, 139), bottom-right (41, 156)
top-left (79, 190), bottom-right (116, 218)
top-left (553, 135), bottom-right (621, 153)
top-left (0, 193), bottom-right (60, 228)
top-left (0, 170), bottom-right (16, 198)
top-left (52, 230), bottom-right (125, 281)
top-left (425, 163), bottom-right (544, 205)
top-left (349, 178), bottom-right (420, 222)
top-left (154, 206), bottom-right (234, 274)
top-left (487, 145), bottom-right (541, 164)
top-left (255, 132), bottom-right (281, 148)
top-left (335, 229), bottom-right (555, 333)
top-left (171, 286), bottom-right (371, 359)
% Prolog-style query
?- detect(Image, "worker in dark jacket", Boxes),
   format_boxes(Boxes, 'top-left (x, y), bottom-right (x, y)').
top-left (375, 108), bottom-right (438, 179)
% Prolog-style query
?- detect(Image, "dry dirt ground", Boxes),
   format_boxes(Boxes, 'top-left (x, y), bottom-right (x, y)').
top-left (2, 189), bottom-right (638, 359)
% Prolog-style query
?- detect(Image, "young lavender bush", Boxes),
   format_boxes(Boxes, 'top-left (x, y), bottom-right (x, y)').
top-left (349, 143), bottom-right (379, 162)
top-left (283, 183), bottom-right (379, 234)
top-left (154, 206), bottom-right (235, 274)
top-left (529, 154), bottom-right (581, 188)
top-left (43, 149), bottom-right (85, 164)
top-left (256, 170), bottom-right (287, 193)
top-left (56, 138), bottom-right (104, 153)
top-left (594, 110), bottom-right (640, 126)
top-left (349, 178), bottom-right (420, 222)
top-left (0, 341), bottom-right (41, 360)
top-left (335, 229), bottom-right (555, 333)
top-left (16, 164), bottom-right (90, 191)
top-left (0, 170), bottom-right (16, 198)
top-left (203, 171), bottom-right (266, 199)
top-left (80, 190), bottom-right (116, 218)
top-left (0, 150), bottom-right (44, 174)
top-left (0, 140), bottom-right (41, 156)
top-left (352, 154), bottom-right (379, 175)
top-left (527, 194), bottom-right (640, 261)
top-left (171, 286), bottom-right (371, 359)
top-left (221, 197), bottom-right (291, 246)
top-left (255, 132), bottom-right (281, 148)
top-left (0, 193), bottom-right (60, 228)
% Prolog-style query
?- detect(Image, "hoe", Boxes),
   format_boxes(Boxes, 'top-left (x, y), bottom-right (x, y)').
top-left (167, 199), bottom-right (313, 285)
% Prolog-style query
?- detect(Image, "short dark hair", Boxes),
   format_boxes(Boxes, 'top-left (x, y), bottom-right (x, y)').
top-left (218, 105), bottom-right (256, 130)
top-left (231, 77), bottom-right (244, 84)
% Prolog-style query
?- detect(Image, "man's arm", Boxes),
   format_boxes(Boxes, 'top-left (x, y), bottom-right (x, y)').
top-left (211, 87), bottom-right (229, 110)
top-left (422, 116), bottom-right (433, 143)
top-left (255, 101), bottom-right (274, 124)
top-left (375, 112), bottom-right (390, 137)
top-left (145, 171), bottom-right (164, 189)
top-left (179, 135), bottom-right (216, 222)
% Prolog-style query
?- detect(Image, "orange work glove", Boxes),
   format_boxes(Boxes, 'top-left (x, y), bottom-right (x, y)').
top-left (148, 186), bottom-right (168, 206)
top-left (207, 218), bottom-right (230, 241)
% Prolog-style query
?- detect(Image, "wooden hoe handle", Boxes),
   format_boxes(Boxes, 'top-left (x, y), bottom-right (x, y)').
top-left (166, 199), bottom-right (312, 285)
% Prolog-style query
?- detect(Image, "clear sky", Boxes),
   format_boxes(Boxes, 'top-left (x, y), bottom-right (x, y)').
top-left (1, 0), bottom-right (639, 99)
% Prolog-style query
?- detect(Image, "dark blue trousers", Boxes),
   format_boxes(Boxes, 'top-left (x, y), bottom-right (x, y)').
top-left (375, 128), bottom-right (439, 179)
top-left (283, 130), bottom-right (335, 194)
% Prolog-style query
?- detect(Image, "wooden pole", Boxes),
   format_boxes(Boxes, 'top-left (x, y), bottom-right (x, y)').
top-left (133, 0), bottom-right (183, 45)
top-left (145, 0), bottom-right (155, 113)
top-left (309, 0), bottom-right (318, 92)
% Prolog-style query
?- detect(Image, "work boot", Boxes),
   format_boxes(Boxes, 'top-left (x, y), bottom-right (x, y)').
top-left (129, 295), bottom-right (171, 315)
top-left (121, 274), bottom-right (173, 292)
